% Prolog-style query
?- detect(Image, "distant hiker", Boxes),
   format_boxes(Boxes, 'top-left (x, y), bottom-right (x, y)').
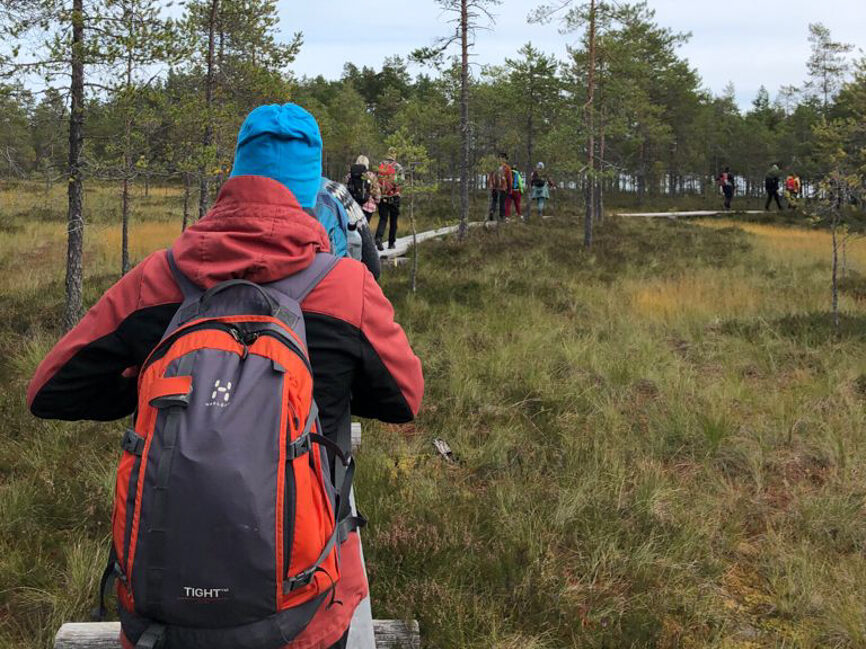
top-left (487, 152), bottom-right (512, 222)
top-left (530, 162), bottom-right (555, 218)
top-left (375, 148), bottom-right (404, 250)
top-left (785, 172), bottom-right (802, 209)
top-left (718, 166), bottom-right (735, 211)
top-left (506, 166), bottom-right (525, 220)
top-left (321, 177), bottom-right (382, 280)
top-left (765, 163), bottom-right (783, 211)
top-left (346, 154), bottom-right (381, 222)
top-left (27, 103), bottom-right (424, 649)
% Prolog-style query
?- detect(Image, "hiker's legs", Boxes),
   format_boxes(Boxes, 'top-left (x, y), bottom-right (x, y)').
top-left (765, 191), bottom-right (772, 211)
top-left (514, 191), bottom-right (522, 218)
top-left (724, 188), bottom-right (732, 210)
top-left (488, 190), bottom-right (497, 221)
top-left (504, 192), bottom-right (512, 218)
top-left (536, 197), bottom-right (546, 217)
top-left (375, 202), bottom-right (388, 246)
top-left (773, 190), bottom-right (782, 210)
top-left (387, 200), bottom-right (400, 248)
top-left (498, 190), bottom-right (507, 221)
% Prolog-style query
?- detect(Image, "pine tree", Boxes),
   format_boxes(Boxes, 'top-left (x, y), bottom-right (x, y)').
top-left (505, 43), bottom-right (559, 179)
top-left (101, 0), bottom-right (183, 274)
top-left (1, 0), bottom-right (129, 329)
top-left (806, 23), bottom-right (853, 111)
top-left (412, 0), bottom-right (501, 240)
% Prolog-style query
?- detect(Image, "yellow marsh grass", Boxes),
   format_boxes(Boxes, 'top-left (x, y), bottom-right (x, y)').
top-left (625, 269), bottom-right (767, 323)
top-left (95, 221), bottom-right (182, 270)
top-left (0, 221), bottom-right (181, 295)
top-left (626, 221), bottom-right (866, 324)
top-left (0, 181), bottom-right (185, 211)
top-left (694, 219), bottom-right (866, 269)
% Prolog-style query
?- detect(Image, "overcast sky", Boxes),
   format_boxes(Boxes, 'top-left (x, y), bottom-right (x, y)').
top-left (283, 0), bottom-right (865, 109)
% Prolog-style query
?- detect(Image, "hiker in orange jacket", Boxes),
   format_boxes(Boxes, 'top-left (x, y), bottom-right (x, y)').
top-left (487, 152), bottom-right (512, 222)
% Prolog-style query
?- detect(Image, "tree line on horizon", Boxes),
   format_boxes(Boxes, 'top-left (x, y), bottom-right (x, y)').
top-left (1, 0), bottom-right (864, 326)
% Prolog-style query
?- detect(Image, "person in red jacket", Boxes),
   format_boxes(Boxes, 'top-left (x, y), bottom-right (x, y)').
top-left (27, 103), bottom-right (424, 649)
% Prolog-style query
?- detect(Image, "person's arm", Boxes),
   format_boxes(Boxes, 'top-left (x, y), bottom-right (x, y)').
top-left (315, 192), bottom-right (348, 258)
top-left (351, 271), bottom-right (423, 422)
top-left (359, 224), bottom-right (381, 281)
top-left (27, 252), bottom-right (181, 421)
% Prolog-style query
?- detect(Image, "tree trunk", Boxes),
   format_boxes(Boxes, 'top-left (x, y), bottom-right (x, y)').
top-left (832, 216), bottom-right (839, 333)
top-left (63, 0), bottom-right (85, 331)
top-left (457, 0), bottom-right (470, 240)
top-left (199, 0), bottom-right (218, 219)
top-left (182, 172), bottom-right (191, 231)
top-left (121, 26), bottom-right (134, 277)
top-left (527, 81), bottom-right (534, 191)
top-left (583, 0), bottom-right (596, 248)
top-left (121, 176), bottom-right (131, 274)
top-left (410, 167), bottom-right (418, 294)
top-left (595, 100), bottom-right (606, 223)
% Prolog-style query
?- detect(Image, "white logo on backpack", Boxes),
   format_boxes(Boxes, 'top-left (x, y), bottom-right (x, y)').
top-left (206, 380), bottom-right (232, 407)
top-left (181, 586), bottom-right (230, 600)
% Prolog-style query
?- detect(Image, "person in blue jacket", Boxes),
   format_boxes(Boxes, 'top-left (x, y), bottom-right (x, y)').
top-left (315, 177), bottom-right (349, 258)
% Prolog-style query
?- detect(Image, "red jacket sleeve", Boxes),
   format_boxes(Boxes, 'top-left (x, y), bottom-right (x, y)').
top-left (351, 270), bottom-right (423, 422)
top-left (27, 252), bottom-right (182, 421)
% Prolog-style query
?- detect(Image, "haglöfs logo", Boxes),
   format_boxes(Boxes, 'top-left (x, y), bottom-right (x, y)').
top-left (206, 380), bottom-right (232, 407)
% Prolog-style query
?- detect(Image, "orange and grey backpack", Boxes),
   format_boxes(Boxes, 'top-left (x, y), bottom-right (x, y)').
top-left (96, 251), bottom-right (364, 649)
top-left (377, 160), bottom-right (399, 198)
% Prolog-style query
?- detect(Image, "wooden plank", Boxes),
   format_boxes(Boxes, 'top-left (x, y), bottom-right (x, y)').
top-left (54, 620), bottom-right (420, 649)
top-left (380, 257), bottom-right (410, 268)
top-left (616, 210), bottom-right (764, 219)
top-left (54, 623), bottom-right (119, 649)
top-left (347, 486), bottom-right (376, 649)
top-left (378, 221), bottom-right (484, 260)
top-left (351, 421), bottom-right (362, 451)
top-left (371, 619), bottom-right (421, 649)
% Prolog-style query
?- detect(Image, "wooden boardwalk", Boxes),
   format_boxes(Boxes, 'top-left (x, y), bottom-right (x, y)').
top-left (378, 221), bottom-right (490, 261)
top-left (616, 210), bottom-right (764, 219)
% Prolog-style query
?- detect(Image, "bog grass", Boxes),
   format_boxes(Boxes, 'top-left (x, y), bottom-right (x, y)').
top-left (1, 182), bottom-right (865, 648)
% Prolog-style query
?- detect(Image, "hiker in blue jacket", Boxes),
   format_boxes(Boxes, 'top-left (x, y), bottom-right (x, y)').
top-left (530, 162), bottom-right (554, 218)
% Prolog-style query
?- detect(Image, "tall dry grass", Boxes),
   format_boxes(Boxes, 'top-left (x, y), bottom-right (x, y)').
top-left (1, 184), bottom-right (865, 648)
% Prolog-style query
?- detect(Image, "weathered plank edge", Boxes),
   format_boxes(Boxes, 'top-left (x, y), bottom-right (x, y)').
top-left (53, 620), bottom-right (420, 649)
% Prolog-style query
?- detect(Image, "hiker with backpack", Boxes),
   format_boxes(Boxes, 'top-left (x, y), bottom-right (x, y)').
top-left (319, 176), bottom-right (382, 280)
top-left (718, 166), bottom-right (735, 211)
top-left (487, 152), bottom-right (512, 222)
top-left (375, 148), bottom-right (404, 250)
top-left (506, 166), bottom-right (526, 220)
top-left (346, 155), bottom-right (380, 223)
top-left (27, 103), bottom-right (424, 649)
top-left (785, 172), bottom-right (802, 209)
top-left (530, 162), bottom-right (555, 219)
top-left (765, 163), bottom-right (783, 211)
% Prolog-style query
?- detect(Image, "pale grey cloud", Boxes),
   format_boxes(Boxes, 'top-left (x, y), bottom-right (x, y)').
top-left (281, 0), bottom-right (865, 108)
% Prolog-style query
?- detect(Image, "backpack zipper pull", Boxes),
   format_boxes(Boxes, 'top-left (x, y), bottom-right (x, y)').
top-left (230, 327), bottom-right (249, 360)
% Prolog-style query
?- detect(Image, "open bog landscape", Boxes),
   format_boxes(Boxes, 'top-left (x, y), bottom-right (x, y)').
top-left (1, 182), bottom-right (865, 648)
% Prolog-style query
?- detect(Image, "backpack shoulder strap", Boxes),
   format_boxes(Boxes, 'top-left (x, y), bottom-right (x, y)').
top-left (269, 252), bottom-right (339, 303)
top-left (165, 249), bottom-right (203, 301)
